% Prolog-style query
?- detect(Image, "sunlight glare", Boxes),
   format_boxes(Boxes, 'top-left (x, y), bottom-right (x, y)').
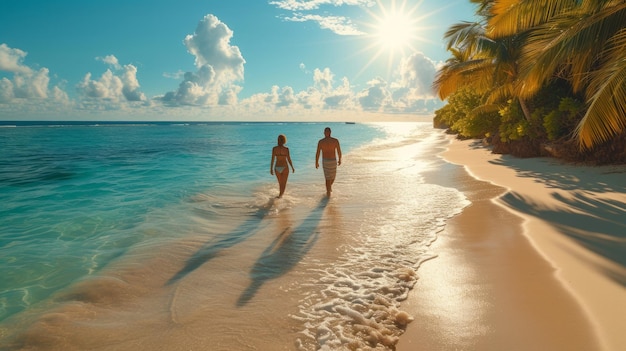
top-left (354, 0), bottom-right (440, 78)
top-left (375, 11), bottom-right (413, 52)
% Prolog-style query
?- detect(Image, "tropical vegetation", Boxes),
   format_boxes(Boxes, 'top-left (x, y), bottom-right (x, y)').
top-left (433, 0), bottom-right (626, 164)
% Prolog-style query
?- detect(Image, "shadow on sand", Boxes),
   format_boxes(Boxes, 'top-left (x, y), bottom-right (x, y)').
top-left (236, 197), bottom-right (329, 306)
top-left (166, 198), bottom-right (276, 286)
top-left (501, 192), bottom-right (626, 287)
top-left (486, 152), bottom-right (626, 287)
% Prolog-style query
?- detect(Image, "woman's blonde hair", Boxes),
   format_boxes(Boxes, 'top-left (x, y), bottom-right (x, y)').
top-left (277, 134), bottom-right (287, 146)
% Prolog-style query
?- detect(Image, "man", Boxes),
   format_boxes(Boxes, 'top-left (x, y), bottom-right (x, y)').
top-left (315, 127), bottom-right (342, 197)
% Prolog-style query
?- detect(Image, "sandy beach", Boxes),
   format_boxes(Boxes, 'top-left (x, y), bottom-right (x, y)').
top-left (2, 124), bottom-right (624, 350)
top-left (397, 136), bottom-right (626, 351)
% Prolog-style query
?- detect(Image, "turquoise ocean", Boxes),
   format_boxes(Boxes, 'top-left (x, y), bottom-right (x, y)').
top-left (0, 121), bottom-right (469, 350)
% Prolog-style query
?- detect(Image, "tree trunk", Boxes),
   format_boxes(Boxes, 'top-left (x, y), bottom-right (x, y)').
top-left (519, 97), bottom-right (532, 121)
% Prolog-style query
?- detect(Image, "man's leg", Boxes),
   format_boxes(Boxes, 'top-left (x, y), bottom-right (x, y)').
top-left (326, 178), bottom-right (334, 196)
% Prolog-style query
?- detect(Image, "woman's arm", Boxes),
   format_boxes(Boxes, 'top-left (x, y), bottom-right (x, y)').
top-left (287, 149), bottom-right (295, 173)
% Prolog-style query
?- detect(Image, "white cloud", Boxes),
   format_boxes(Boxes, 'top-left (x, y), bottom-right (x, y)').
top-left (239, 57), bottom-right (441, 117)
top-left (97, 55), bottom-right (121, 70)
top-left (242, 66), bottom-right (359, 114)
top-left (276, 86), bottom-right (297, 107)
top-left (0, 44), bottom-right (32, 74)
top-left (270, 0), bottom-right (375, 11)
top-left (313, 67), bottom-right (334, 92)
top-left (282, 14), bottom-right (365, 35)
top-left (272, 0), bottom-right (374, 35)
top-left (0, 78), bottom-right (14, 103)
top-left (78, 71), bottom-right (119, 100)
top-left (299, 62), bottom-right (311, 75)
top-left (50, 86), bottom-right (69, 103)
top-left (387, 52), bottom-right (439, 112)
top-left (77, 55), bottom-right (146, 103)
top-left (0, 44), bottom-right (68, 104)
top-left (323, 76), bottom-right (354, 108)
top-left (161, 14), bottom-right (245, 106)
top-left (396, 52), bottom-right (437, 97)
top-left (358, 77), bottom-right (392, 111)
top-left (12, 68), bottom-right (49, 99)
top-left (163, 70), bottom-right (186, 80)
top-left (0, 29), bottom-right (440, 119)
top-left (120, 64), bottom-right (145, 101)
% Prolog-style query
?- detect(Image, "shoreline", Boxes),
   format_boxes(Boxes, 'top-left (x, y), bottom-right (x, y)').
top-left (397, 136), bottom-right (626, 350)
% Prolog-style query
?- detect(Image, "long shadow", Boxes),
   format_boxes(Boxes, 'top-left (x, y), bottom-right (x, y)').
top-left (236, 197), bottom-right (328, 306)
top-left (501, 191), bottom-right (626, 287)
top-left (166, 198), bottom-right (276, 286)
top-left (488, 155), bottom-right (626, 193)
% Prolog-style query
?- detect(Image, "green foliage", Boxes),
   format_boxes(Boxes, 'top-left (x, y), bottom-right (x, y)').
top-left (434, 87), bottom-right (479, 129)
top-left (543, 97), bottom-right (584, 140)
top-left (498, 99), bottom-right (529, 142)
top-left (434, 87), bottom-right (499, 139)
top-left (453, 109), bottom-right (500, 139)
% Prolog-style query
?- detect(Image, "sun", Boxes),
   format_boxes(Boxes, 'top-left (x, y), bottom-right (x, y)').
top-left (374, 10), bottom-right (414, 52)
top-left (355, 0), bottom-right (433, 76)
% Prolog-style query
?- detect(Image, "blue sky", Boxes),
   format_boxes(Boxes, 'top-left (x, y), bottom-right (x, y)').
top-left (0, 0), bottom-right (476, 121)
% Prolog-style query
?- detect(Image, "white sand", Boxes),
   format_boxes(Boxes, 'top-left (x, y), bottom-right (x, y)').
top-left (398, 137), bottom-right (626, 351)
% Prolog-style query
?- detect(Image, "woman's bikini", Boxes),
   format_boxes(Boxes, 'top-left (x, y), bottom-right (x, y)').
top-left (274, 147), bottom-right (289, 173)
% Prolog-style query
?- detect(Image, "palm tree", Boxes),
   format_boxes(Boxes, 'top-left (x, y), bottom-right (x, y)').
top-left (434, 1), bottom-right (533, 122)
top-left (494, 0), bottom-right (626, 148)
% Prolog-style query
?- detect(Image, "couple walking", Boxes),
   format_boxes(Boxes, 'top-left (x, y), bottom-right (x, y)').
top-left (270, 127), bottom-right (342, 198)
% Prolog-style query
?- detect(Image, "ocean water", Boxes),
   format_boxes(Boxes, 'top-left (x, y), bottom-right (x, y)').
top-left (0, 121), bottom-right (468, 350)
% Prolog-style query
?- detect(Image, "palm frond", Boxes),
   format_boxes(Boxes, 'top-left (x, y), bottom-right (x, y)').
top-left (576, 28), bottom-right (626, 148)
top-left (443, 21), bottom-right (488, 57)
top-left (518, 3), bottom-right (626, 98)
top-left (434, 59), bottom-right (494, 99)
top-left (485, 82), bottom-right (514, 104)
top-left (471, 103), bottom-right (502, 117)
top-left (488, 0), bottom-right (577, 38)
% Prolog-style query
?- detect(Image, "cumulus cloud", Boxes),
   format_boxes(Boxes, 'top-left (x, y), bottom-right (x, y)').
top-left (396, 52), bottom-right (437, 97)
top-left (240, 53), bottom-right (440, 116)
top-left (77, 55), bottom-right (146, 103)
top-left (0, 44), bottom-right (32, 74)
top-left (388, 52), bottom-right (438, 112)
top-left (242, 66), bottom-right (358, 114)
top-left (161, 14), bottom-right (245, 106)
top-left (0, 43), bottom-right (68, 104)
top-left (0, 78), bottom-right (14, 103)
top-left (97, 55), bottom-right (122, 70)
top-left (12, 67), bottom-right (50, 99)
top-left (313, 67), bottom-right (334, 92)
top-left (358, 77), bottom-right (392, 111)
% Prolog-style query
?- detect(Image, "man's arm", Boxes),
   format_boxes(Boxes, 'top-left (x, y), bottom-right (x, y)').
top-left (336, 139), bottom-right (342, 165)
top-left (315, 141), bottom-right (321, 169)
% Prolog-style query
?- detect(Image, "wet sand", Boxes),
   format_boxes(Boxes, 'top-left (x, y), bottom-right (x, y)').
top-left (397, 137), bottom-right (626, 351)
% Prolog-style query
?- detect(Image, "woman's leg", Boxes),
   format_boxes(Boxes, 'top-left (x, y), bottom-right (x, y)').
top-left (276, 168), bottom-right (289, 198)
top-left (275, 173), bottom-right (282, 198)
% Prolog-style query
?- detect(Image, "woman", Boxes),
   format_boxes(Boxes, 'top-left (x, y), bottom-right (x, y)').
top-left (270, 134), bottom-right (295, 198)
